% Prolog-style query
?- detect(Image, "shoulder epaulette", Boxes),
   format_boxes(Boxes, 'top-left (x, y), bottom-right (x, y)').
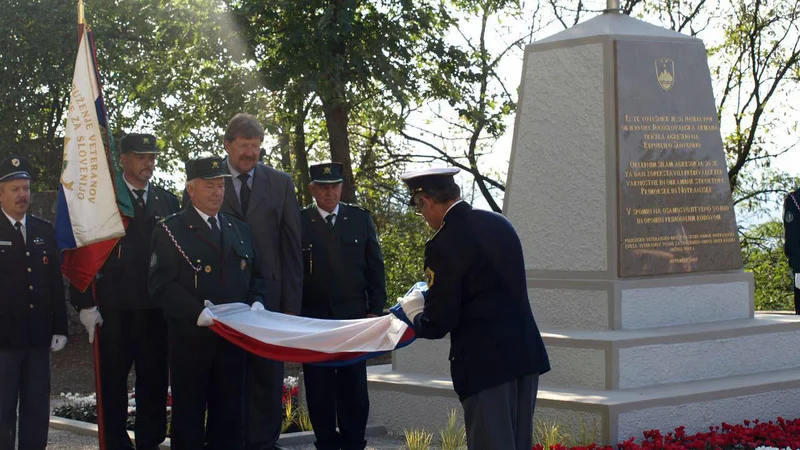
top-left (154, 185), bottom-right (179, 199)
top-left (28, 214), bottom-right (51, 224)
top-left (159, 212), bottom-right (180, 224)
top-left (342, 202), bottom-right (370, 213)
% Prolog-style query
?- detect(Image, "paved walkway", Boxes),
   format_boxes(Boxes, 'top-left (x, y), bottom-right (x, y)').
top-left (47, 427), bottom-right (408, 449)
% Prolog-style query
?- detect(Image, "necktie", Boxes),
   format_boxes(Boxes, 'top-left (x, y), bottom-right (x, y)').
top-left (238, 173), bottom-right (251, 214)
top-left (208, 216), bottom-right (220, 233)
top-left (133, 189), bottom-right (146, 209)
top-left (14, 221), bottom-right (24, 243)
top-left (325, 214), bottom-right (336, 228)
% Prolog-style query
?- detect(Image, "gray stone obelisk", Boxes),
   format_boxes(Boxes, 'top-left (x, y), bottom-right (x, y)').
top-left (502, 5), bottom-right (800, 444)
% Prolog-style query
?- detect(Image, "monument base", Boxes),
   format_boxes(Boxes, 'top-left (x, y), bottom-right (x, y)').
top-left (369, 313), bottom-right (800, 444)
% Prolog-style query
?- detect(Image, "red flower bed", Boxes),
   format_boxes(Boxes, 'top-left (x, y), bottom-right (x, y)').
top-left (534, 417), bottom-right (800, 450)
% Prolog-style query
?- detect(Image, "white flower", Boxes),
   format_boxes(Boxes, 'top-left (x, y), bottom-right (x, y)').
top-left (284, 376), bottom-right (298, 388)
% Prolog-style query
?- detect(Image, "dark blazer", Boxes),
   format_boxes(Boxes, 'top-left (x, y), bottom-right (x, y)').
top-left (0, 213), bottom-right (68, 349)
top-left (784, 190), bottom-right (800, 272)
top-left (71, 183), bottom-right (179, 310)
top-left (300, 203), bottom-right (387, 319)
top-left (413, 201), bottom-right (550, 400)
top-left (148, 207), bottom-right (267, 332)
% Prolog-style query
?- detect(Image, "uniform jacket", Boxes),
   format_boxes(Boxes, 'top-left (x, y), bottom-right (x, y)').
top-left (219, 162), bottom-right (303, 315)
top-left (413, 201), bottom-right (550, 400)
top-left (0, 213), bottom-right (68, 349)
top-left (71, 184), bottom-right (179, 311)
top-left (300, 203), bottom-right (387, 319)
top-left (148, 207), bottom-right (267, 333)
top-left (784, 189), bottom-right (800, 272)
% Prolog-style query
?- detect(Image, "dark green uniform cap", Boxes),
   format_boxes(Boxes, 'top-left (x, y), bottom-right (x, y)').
top-left (185, 156), bottom-right (231, 181)
top-left (120, 133), bottom-right (160, 154)
top-left (310, 162), bottom-right (344, 184)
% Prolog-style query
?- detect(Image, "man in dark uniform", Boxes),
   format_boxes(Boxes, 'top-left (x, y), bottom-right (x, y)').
top-left (0, 156), bottom-right (68, 450)
top-left (70, 133), bottom-right (179, 450)
top-left (397, 167), bottom-right (550, 450)
top-left (300, 162), bottom-right (386, 450)
top-left (783, 189), bottom-right (800, 314)
top-left (149, 156), bottom-right (267, 450)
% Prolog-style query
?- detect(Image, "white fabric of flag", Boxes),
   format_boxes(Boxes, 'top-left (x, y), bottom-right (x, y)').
top-left (211, 303), bottom-right (410, 353)
top-left (60, 30), bottom-right (124, 247)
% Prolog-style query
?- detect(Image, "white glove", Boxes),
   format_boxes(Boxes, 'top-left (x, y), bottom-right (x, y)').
top-left (398, 290), bottom-right (425, 322)
top-left (197, 307), bottom-right (217, 327)
top-left (79, 307), bottom-right (103, 344)
top-left (795, 273), bottom-right (799, 290)
top-left (51, 335), bottom-right (67, 352)
top-left (251, 302), bottom-right (265, 312)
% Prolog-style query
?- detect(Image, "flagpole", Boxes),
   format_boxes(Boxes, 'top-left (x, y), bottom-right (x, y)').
top-left (77, 4), bottom-right (107, 448)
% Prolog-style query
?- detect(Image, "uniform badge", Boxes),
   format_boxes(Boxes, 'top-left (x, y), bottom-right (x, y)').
top-left (787, 211), bottom-right (795, 223)
top-left (212, 161), bottom-right (220, 169)
top-left (205, 265), bottom-right (212, 273)
top-left (240, 259), bottom-right (247, 271)
top-left (42, 256), bottom-right (49, 265)
top-left (150, 252), bottom-right (157, 267)
top-left (11, 158), bottom-right (20, 167)
top-left (424, 267), bottom-right (435, 288)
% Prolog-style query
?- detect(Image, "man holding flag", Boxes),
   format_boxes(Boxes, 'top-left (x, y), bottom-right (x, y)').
top-left (0, 156), bottom-right (68, 450)
top-left (70, 134), bottom-right (178, 450)
top-left (57, 4), bottom-right (128, 448)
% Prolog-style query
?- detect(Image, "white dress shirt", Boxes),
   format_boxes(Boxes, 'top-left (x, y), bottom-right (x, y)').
top-left (317, 203), bottom-right (340, 226)
top-left (193, 206), bottom-right (220, 229)
top-left (123, 174), bottom-right (150, 204)
top-left (3, 208), bottom-right (26, 244)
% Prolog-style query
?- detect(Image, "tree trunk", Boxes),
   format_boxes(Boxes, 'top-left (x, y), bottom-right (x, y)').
top-left (321, 99), bottom-right (356, 203)
top-left (293, 106), bottom-right (312, 206)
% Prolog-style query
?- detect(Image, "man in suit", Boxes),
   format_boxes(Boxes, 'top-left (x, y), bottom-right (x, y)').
top-left (149, 156), bottom-right (267, 450)
top-left (397, 167), bottom-right (550, 450)
top-left (70, 133), bottom-right (179, 450)
top-left (219, 113), bottom-right (303, 450)
top-left (0, 156), bottom-right (68, 450)
top-left (300, 162), bottom-right (386, 450)
top-left (783, 189), bottom-right (800, 314)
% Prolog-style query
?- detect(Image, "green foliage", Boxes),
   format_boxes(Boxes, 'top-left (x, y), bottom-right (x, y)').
top-left (295, 406), bottom-right (314, 432)
top-left (742, 220), bottom-right (793, 311)
top-left (376, 206), bottom-right (429, 305)
top-left (440, 408), bottom-right (467, 450)
top-left (403, 427), bottom-right (433, 450)
top-left (533, 420), bottom-right (570, 450)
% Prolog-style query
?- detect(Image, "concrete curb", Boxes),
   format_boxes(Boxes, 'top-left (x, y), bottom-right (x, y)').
top-left (49, 416), bottom-right (386, 447)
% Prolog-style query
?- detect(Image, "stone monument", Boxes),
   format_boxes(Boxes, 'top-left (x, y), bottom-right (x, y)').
top-left (366, 0), bottom-right (800, 443)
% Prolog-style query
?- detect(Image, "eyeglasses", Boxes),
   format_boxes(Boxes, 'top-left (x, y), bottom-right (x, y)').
top-left (412, 195), bottom-right (424, 216)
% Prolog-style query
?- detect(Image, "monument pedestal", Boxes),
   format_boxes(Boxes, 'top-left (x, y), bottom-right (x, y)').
top-left (368, 11), bottom-right (800, 443)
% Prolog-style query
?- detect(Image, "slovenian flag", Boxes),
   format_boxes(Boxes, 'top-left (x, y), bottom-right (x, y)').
top-left (209, 304), bottom-right (416, 366)
top-left (208, 283), bottom-right (424, 365)
top-left (56, 25), bottom-right (127, 292)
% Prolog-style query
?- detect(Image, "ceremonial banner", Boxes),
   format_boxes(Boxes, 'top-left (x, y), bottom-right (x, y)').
top-left (56, 26), bottom-right (126, 291)
top-left (209, 303), bottom-right (416, 365)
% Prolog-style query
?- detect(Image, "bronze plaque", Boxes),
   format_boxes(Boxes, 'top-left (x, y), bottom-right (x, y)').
top-left (616, 40), bottom-right (742, 277)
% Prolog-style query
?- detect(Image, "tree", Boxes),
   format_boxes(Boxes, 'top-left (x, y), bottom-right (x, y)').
top-left (227, 0), bottom-right (453, 202)
top-left (399, 0), bottom-right (541, 212)
top-left (741, 219), bottom-right (794, 310)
